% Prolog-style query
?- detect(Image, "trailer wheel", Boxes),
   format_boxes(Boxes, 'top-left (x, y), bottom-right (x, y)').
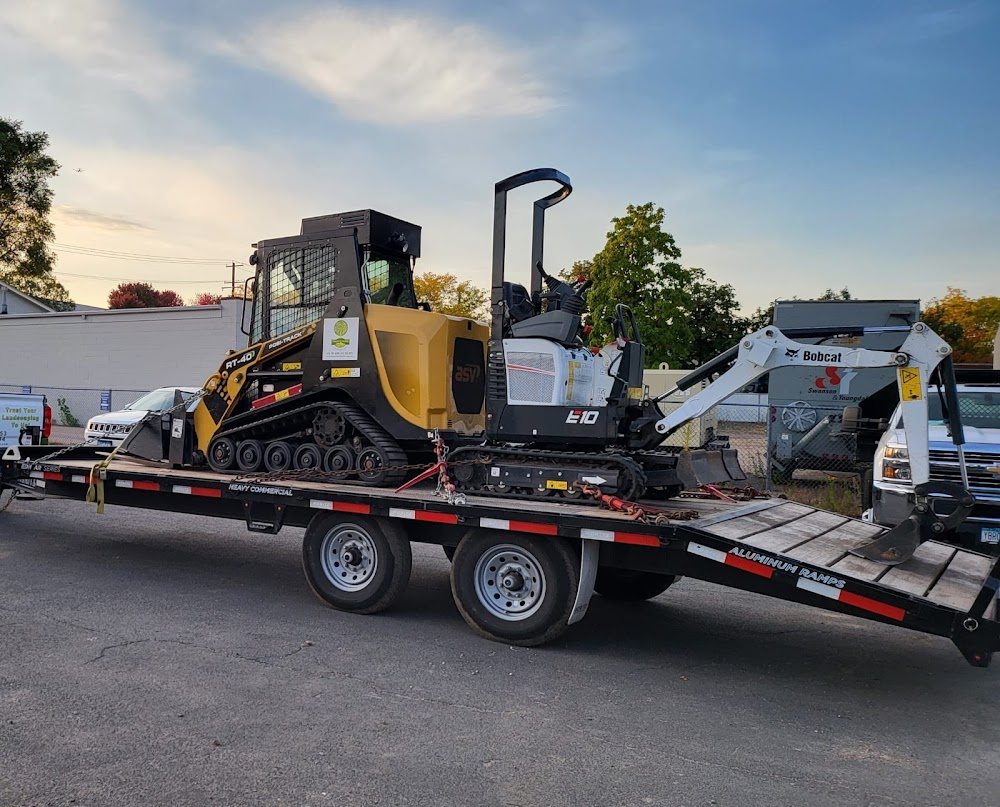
top-left (450, 530), bottom-right (578, 646)
top-left (594, 568), bottom-right (677, 601)
top-left (302, 515), bottom-right (411, 614)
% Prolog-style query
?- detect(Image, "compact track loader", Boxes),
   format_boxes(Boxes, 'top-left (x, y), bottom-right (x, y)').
top-left (121, 169), bottom-right (744, 499)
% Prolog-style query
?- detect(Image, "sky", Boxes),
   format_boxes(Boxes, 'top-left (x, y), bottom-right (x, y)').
top-left (1, 0), bottom-right (997, 312)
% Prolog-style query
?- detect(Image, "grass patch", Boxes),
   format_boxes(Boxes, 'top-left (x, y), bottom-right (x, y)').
top-left (780, 477), bottom-right (863, 518)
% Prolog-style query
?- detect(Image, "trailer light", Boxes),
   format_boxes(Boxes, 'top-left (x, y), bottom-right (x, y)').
top-left (42, 404), bottom-right (52, 439)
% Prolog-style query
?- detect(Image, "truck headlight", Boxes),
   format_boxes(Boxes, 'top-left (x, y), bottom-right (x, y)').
top-left (881, 444), bottom-right (910, 481)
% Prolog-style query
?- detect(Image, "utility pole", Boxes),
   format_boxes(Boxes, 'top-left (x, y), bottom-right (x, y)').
top-left (229, 261), bottom-right (245, 297)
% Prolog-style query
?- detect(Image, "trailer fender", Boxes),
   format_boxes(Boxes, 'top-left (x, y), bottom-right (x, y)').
top-left (568, 539), bottom-right (599, 625)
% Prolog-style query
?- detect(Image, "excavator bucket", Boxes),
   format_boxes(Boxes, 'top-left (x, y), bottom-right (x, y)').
top-left (850, 481), bottom-right (976, 565)
top-left (673, 448), bottom-right (748, 490)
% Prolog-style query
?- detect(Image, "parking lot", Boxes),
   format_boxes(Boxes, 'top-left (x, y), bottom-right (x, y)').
top-left (2, 497), bottom-right (998, 807)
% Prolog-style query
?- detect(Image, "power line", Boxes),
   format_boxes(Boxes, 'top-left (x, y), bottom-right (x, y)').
top-left (53, 242), bottom-right (232, 265)
top-left (55, 271), bottom-right (232, 285)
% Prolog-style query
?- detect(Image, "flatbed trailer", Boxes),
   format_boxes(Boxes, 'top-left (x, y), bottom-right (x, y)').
top-left (3, 445), bottom-right (999, 667)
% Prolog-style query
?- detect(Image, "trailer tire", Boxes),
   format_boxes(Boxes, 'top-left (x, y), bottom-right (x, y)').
top-left (450, 530), bottom-right (578, 646)
top-left (594, 568), bottom-right (677, 601)
top-left (302, 515), bottom-right (411, 615)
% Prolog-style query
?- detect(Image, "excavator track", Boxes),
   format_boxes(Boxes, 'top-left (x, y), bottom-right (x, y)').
top-left (447, 445), bottom-right (647, 501)
top-left (207, 399), bottom-right (409, 486)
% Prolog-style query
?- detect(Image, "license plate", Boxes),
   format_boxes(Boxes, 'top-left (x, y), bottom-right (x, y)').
top-left (980, 527), bottom-right (1000, 546)
top-left (97, 439), bottom-right (113, 447)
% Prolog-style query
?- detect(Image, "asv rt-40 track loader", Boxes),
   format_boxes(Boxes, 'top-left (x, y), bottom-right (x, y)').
top-left (121, 168), bottom-right (742, 499)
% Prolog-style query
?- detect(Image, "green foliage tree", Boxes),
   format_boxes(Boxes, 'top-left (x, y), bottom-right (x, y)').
top-left (0, 118), bottom-right (73, 310)
top-left (686, 268), bottom-right (747, 365)
top-left (587, 203), bottom-right (693, 367)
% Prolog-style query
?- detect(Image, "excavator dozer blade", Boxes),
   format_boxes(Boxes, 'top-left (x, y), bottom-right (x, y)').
top-left (849, 518), bottom-right (921, 566)
top-left (674, 448), bottom-right (748, 490)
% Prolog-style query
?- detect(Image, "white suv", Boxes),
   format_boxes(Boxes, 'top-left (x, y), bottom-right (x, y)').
top-left (85, 387), bottom-right (201, 447)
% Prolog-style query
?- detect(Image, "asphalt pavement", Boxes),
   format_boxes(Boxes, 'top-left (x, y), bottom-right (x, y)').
top-left (1, 497), bottom-right (998, 806)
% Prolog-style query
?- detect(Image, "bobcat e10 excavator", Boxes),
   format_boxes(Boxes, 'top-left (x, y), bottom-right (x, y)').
top-left (120, 168), bottom-right (975, 562)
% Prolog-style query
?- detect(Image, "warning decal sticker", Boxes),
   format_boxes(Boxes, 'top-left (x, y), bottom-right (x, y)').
top-left (898, 367), bottom-right (923, 401)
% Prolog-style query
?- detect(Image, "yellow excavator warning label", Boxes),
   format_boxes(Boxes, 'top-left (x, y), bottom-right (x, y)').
top-left (281, 362), bottom-right (302, 371)
top-left (329, 367), bottom-right (361, 378)
top-left (898, 367), bottom-right (922, 401)
top-left (546, 479), bottom-right (568, 490)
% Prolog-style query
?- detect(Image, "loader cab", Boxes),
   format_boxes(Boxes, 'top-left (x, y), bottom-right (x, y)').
top-left (248, 209), bottom-right (422, 343)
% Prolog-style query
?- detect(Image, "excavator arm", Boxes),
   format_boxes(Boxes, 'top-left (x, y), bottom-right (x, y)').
top-left (653, 322), bottom-right (975, 564)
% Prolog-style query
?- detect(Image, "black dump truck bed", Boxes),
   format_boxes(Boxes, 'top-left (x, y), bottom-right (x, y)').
top-left (3, 446), bottom-right (998, 667)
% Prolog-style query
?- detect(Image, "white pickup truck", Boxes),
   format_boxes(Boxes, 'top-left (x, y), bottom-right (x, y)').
top-left (0, 393), bottom-right (50, 448)
top-left (868, 378), bottom-right (1000, 552)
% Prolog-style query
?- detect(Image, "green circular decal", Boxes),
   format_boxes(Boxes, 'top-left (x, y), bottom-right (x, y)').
top-left (333, 320), bottom-right (349, 336)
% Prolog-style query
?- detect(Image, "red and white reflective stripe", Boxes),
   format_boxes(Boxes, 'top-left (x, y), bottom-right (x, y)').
top-left (252, 383), bottom-right (303, 410)
top-left (171, 484), bottom-right (221, 498)
top-left (480, 517), bottom-right (558, 536)
top-left (71, 475), bottom-right (88, 484)
top-left (687, 541), bottom-right (774, 578)
top-left (115, 479), bottom-right (159, 492)
top-left (389, 507), bottom-right (459, 524)
top-left (43, 471), bottom-right (63, 481)
top-left (309, 500), bottom-right (371, 514)
top-left (796, 578), bottom-right (905, 621)
top-left (581, 528), bottom-right (659, 547)
top-left (29, 470), bottom-right (45, 479)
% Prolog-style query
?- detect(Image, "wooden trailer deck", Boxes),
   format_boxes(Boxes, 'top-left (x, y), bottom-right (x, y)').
top-left (699, 499), bottom-right (995, 614)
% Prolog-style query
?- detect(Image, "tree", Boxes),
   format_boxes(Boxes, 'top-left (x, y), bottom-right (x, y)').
top-left (193, 292), bottom-right (223, 305)
top-left (413, 271), bottom-right (489, 320)
top-left (586, 203), bottom-right (693, 367)
top-left (0, 118), bottom-right (73, 310)
top-left (818, 287), bottom-right (853, 301)
top-left (108, 282), bottom-right (185, 309)
top-left (923, 288), bottom-right (1000, 364)
top-left (685, 268), bottom-right (747, 365)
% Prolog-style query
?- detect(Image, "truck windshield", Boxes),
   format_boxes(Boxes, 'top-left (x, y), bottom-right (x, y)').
top-left (927, 391), bottom-right (1000, 430)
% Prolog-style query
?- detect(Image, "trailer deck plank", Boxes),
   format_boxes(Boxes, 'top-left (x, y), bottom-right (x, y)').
top-left (783, 520), bottom-right (884, 567)
top-left (828, 553), bottom-right (892, 583)
top-left (926, 551), bottom-right (996, 612)
top-left (742, 510), bottom-right (849, 553)
top-left (703, 502), bottom-right (815, 539)
top-left (878, 542), bottom-right (957, 598)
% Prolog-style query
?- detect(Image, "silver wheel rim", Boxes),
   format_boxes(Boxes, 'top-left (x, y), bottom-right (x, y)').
top-left (320, 525), bottom-right (379, 592)
top-left (474, 544), bottom-right (545, 621)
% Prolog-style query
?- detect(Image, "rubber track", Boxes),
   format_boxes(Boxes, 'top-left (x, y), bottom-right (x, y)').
top-left (213, 399), bottom-right (409, 486)
top-left (448, 445), bottom-right (647, 500)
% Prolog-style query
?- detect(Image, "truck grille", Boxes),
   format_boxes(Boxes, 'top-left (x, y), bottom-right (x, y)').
top-left (929, 449), bottom-right (1000, 493)
top-left (90, 422), bottom-right (132, 434)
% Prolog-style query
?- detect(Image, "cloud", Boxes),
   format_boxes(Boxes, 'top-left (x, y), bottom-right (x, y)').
top-left (220, 4), bottom-right (554, 123)
top-left (53, 206), bottom-right (154, 233)
top-left (0, 0), bottom-right (184, 98)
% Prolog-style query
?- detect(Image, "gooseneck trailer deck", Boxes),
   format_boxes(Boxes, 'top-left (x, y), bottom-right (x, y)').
top-left (3, 444), bottom-right (998, 668)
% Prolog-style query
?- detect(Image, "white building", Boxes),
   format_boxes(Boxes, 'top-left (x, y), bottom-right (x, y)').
top-left (0, 281), bottom-right (55, 315)
top-left (0, 300), bottom-right (249, 418)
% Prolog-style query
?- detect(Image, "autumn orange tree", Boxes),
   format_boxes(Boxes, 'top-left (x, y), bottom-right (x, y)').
top-left (413, 271), bottom-right (489, 320)
top-left (923, 288), bottom-right (1000, 364)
